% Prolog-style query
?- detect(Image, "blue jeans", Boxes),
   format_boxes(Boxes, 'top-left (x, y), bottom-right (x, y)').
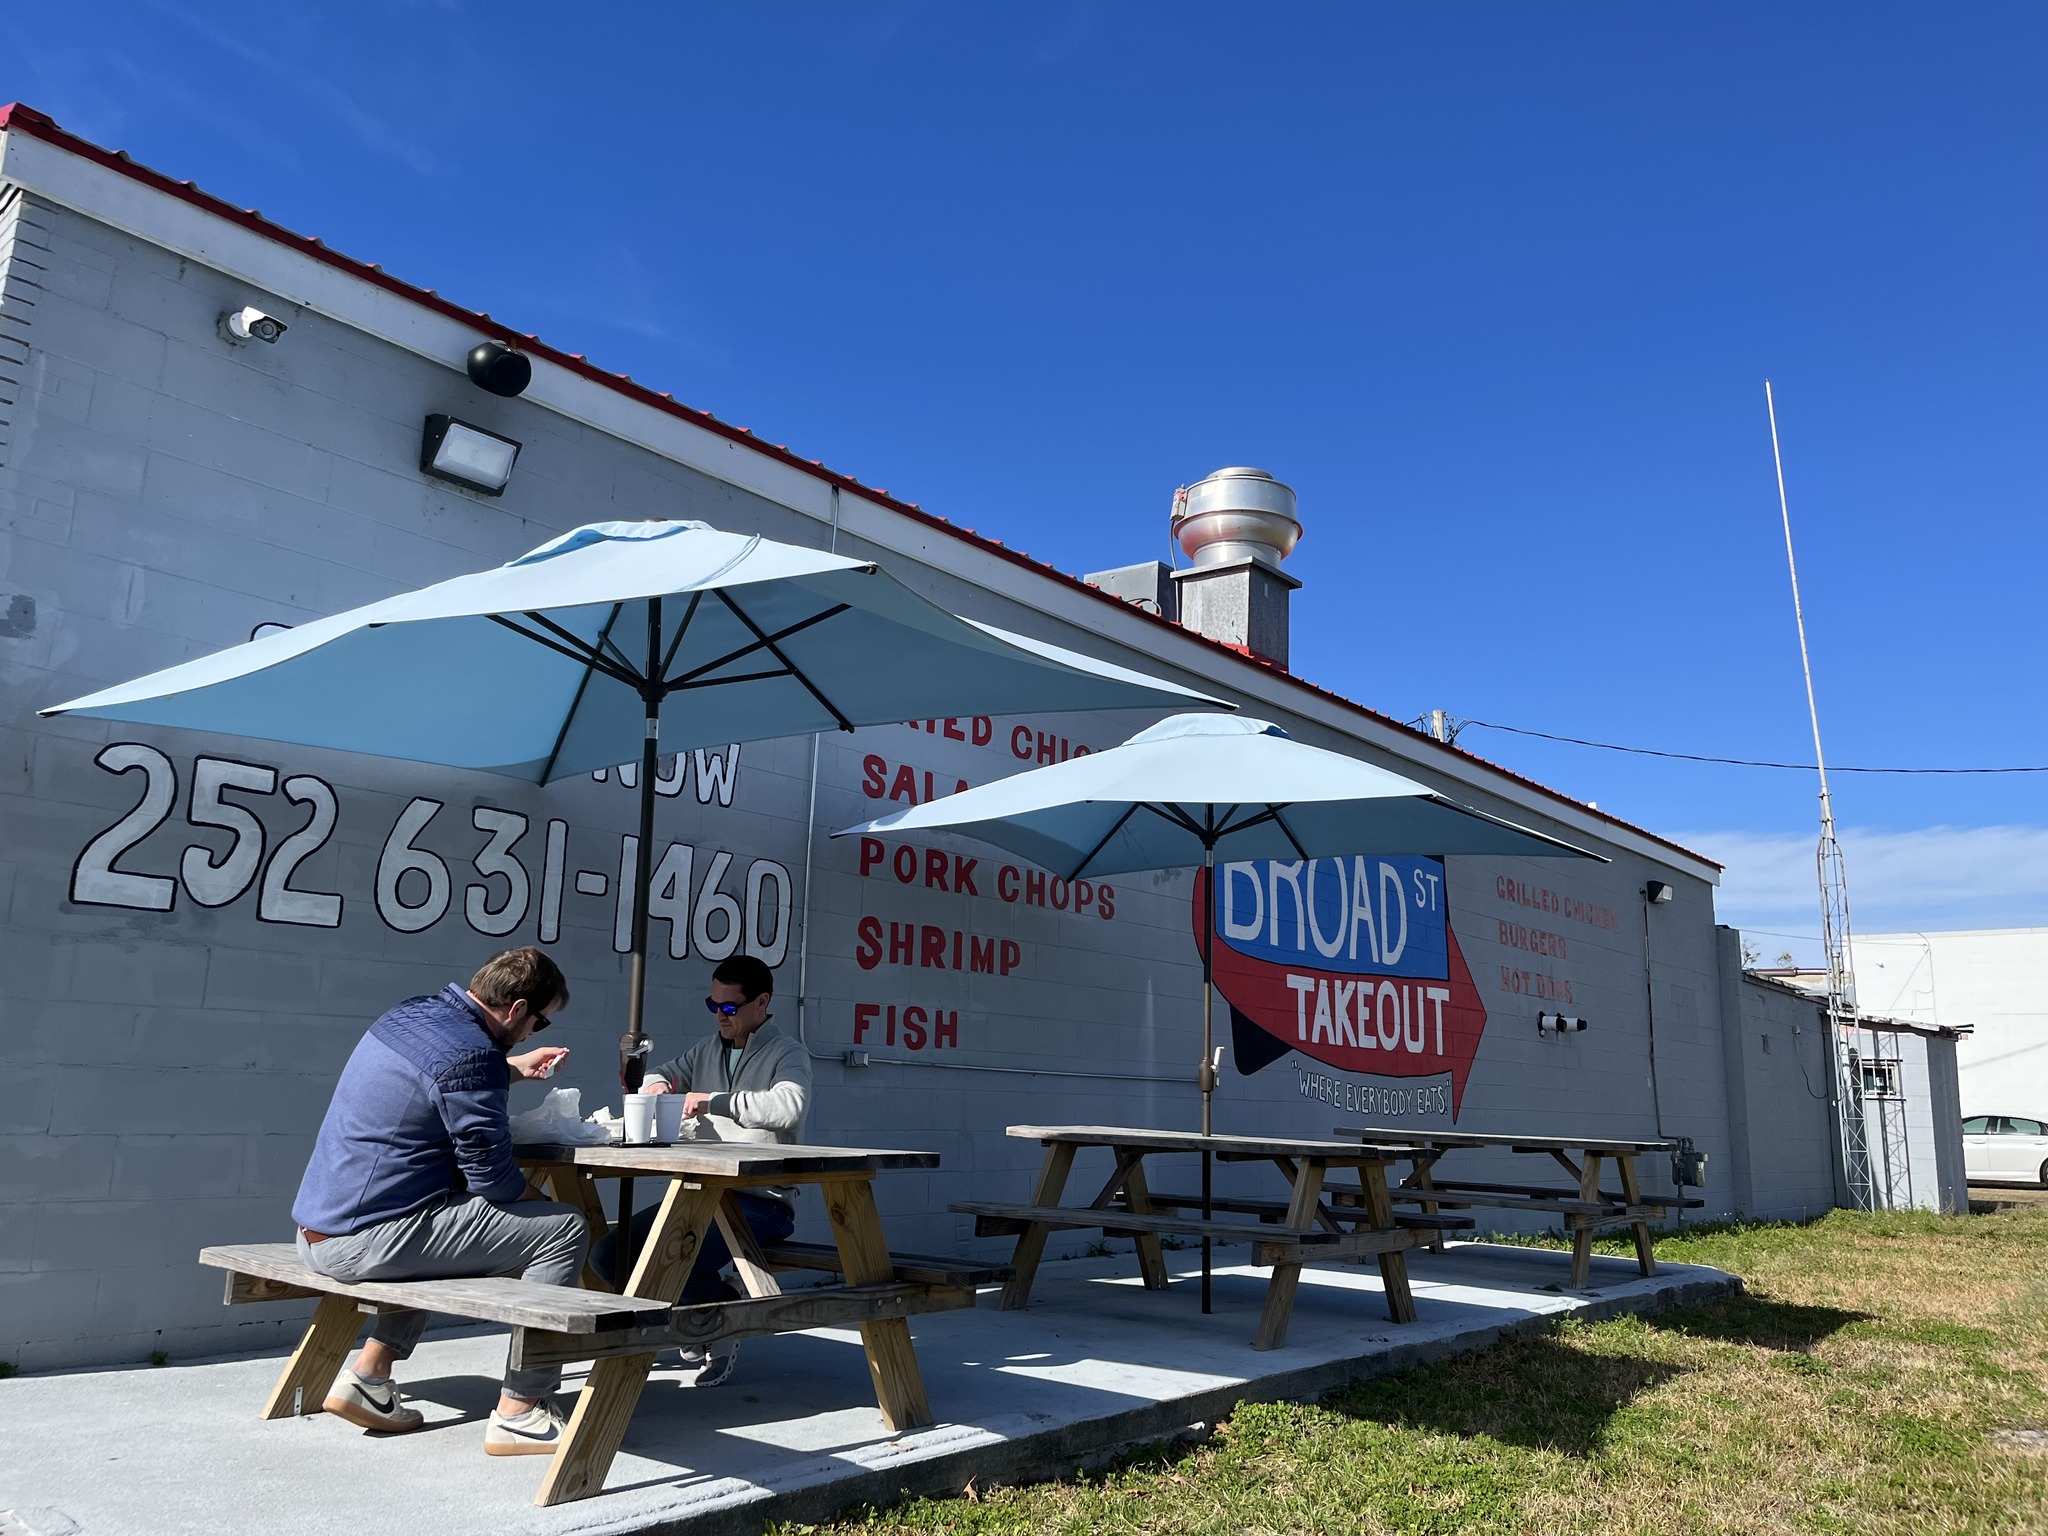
top-left (593, 1191), bottom-right (795, 1302)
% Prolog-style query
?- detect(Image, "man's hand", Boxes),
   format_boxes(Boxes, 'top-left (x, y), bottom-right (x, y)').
top-left (508, 1046), bottom-right (570, 1082)
top-left (640, 1077), bottom-right (671, 1095)
top-left (682, 1091), bottom-right (715, 1118)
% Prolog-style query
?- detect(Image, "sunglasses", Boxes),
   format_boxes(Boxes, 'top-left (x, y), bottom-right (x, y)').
top-left (703, 997), bottom-right (747, 1018)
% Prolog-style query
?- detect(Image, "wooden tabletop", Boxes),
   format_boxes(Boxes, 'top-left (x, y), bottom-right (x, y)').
top-left (1007, 1124), bottom-right (1433, 1161)
top-left (516, 1140), bottom-right (941, 1175)
top-left (1333, 1125), bottom-right (1676, 1155)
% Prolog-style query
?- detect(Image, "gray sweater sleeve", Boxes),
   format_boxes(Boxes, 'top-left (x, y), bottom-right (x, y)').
top-left (645, 1053), bottom-right (692, 1093)
top-left (707, 1038), bottom-right (810, 1133)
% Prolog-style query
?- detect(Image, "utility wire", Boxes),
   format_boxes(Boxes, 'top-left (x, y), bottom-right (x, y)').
top-left (1453, 719), bottom-right (2048, 775)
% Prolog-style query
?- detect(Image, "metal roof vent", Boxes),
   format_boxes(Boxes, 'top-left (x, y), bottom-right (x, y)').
top-left (1172, 467), bottom-right (1301, 570)
top-left (1168, 467), bottom-right (1302, 668)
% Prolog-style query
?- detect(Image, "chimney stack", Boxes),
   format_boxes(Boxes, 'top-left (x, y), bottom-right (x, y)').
top-left (1085, 466), bottom-right (1303, 668)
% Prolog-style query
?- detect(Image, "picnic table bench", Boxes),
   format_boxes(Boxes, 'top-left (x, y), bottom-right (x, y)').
top-left (202, 1139), bottom-right (1002, 1507)
top-left (1330, 1126), bottom-right (1705, 1288)
top-left (952, 1125), bottom-right (1474, 1350)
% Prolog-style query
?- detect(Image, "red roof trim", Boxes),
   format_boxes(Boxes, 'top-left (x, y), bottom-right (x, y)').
top-left (0, 101), bottom-right (1717, 873)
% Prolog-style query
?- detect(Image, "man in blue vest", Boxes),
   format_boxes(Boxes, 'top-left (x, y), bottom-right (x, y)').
top-left (292, 947), bottom-right (585, 1455)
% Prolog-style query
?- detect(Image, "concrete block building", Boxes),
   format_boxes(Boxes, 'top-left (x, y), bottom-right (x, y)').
top-left (0, 104), bottom-right (1945, 1371)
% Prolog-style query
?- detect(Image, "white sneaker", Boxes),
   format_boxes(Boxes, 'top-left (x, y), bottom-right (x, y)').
top-left (694, 1342), bottom-right (740, 1388)
top-left (484, 1398), bottom-right (567, 1456)
top-left (672, 1343), bottom-right (708, 1369)
top-left (323, 1368), bottom-right (424, 1433)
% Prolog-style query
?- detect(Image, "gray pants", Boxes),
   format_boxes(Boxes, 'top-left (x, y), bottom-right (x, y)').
top-left (298, 1193), bottom-right (588, 1401)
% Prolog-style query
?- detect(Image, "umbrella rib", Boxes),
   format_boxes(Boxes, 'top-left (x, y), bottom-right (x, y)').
top-left (699, 592), bottom-right (856, 730)
top-left (486, 614), bottom-right (642, 689)
top-left (655, 591), bottom-right (703, 681)
top-left (1064, 803), bottom-right (1143, 881)
top-left (1143, 802), bottom-right (1210, 841)
top-left (661, 602), bottom-right (852, 690)
top-left (1214, 804), bottom-right (1276, 836)
top-left (1269, 805), bottom-right (1311, 862)
top-left (539, 602), bottom-right (626, 784)
top-left (598, 630), bottom-right (641, 679)
top-left (670, 667), bottom-right (791, 691)
top-left (521, 609), bottom-right (647, 680)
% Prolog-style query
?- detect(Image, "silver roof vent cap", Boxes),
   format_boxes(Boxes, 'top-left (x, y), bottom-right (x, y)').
top-left (1172, 466), bottom-right (1301, 569)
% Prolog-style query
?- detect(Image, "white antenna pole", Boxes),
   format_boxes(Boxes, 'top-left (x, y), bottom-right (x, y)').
top-left (1767, 381), bottom-right (1834, 823)
top-left (1766, 381), bottom-right (1880, 1211)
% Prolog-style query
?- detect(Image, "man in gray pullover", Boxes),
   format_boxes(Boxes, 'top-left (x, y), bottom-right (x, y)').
top-left (600, 953), bottom-right (809, 1384)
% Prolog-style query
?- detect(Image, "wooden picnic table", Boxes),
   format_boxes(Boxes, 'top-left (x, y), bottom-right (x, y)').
top-left (952, 1125), bottom-right (1473, 1351)
top-left (201, 1139), bottom-right (990, 1509)
top-left (512, 1139), bottom-right (970, 1504)
top-left (1330, 1125), bottom-right (1702, 1288)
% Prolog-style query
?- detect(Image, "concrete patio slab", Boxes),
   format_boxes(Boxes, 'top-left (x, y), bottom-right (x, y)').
top-left (0, 1242), bottom-right (1738, 1536)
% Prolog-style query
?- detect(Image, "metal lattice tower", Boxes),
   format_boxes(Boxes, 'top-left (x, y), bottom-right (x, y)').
top-left (1767, 382), bottom-right (1881, 1211)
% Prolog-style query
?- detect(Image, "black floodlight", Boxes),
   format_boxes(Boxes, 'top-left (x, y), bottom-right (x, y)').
top-left (420, 414), bottom-right (521, 496)
top-left (466, 340), bottom-right (532, 398)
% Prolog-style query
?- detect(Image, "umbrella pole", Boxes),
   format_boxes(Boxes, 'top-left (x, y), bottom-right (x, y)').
top-left (1200, 842), bottom-right (1216, 1315)
top-left (615, 600), bottom-right (663, 1287)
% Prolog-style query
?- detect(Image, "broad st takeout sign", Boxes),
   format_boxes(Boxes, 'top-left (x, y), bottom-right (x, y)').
top-left (1195, 856), bottom-right (1486, 1116)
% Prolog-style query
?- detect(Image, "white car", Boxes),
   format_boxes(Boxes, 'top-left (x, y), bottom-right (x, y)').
top-left (1962, 1116), bottom-right (2048, 1187)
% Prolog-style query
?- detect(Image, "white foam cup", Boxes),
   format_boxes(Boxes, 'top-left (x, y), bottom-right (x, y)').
top-left (652, 1094), bottom-right (686, 1143)
top-left (622, 1094), bottom-right (656, 1145)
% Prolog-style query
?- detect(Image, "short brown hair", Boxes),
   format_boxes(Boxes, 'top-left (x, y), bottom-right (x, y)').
top-left (469, 947), bottom-right (568, 1015)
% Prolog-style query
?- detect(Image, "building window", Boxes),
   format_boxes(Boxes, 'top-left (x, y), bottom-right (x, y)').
top-left (1861, 1059), bottom-right (1902, 1099)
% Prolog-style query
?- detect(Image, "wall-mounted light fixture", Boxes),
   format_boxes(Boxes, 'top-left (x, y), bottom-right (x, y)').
top-left (1538, 1012), bottom-right (1588, 1035)
top-left (1645, 880), bottom-right (1674, 904)
top-left (466, 340), bottom-right (532, 398)
top-left (219, 305), bottom-right (287, 345)
top-left (420, 414), bottom-right (521, 496)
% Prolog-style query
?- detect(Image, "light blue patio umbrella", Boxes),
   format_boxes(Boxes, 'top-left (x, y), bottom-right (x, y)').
top-left (838, 711), bottom-right (1598, 1307)
top-left (43, 519), bottom-right (1221, 1270)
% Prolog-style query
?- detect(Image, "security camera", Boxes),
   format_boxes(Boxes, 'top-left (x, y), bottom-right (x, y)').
top-left (466, 340), bottom-right (532, 398)
top-left (1538, 1012), bottom-right (1588, 1034)
top-left (220, 306), bottom-right (287, 345)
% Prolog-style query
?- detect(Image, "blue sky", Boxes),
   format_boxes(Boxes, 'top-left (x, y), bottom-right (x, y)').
top-left (5, 2), bottom-right (2044, 956)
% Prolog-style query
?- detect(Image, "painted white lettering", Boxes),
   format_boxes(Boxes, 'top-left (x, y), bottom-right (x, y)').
top-left (1377, 980), bottom-right (1402, 1050)
top-left (1333, 979), bottom-right (1359, 1047)
top-left (1287, 973), bottom-right (1317, 1040)
top-left (1269, 861), bottom-right (1305, 948)
top-left (1379, 862), bottom-right (1410, 965)
top-left (1349, 856), bottom-right (1380, 963)
top-left (1311, 980), bottom-right (1335, 1044)
top-left (1305, 858), bottom-right (1348, 959)
top-left (1427, 986), bottom-right (1451, 1054)
top-left (1223, 862), bottom-right (1265, 941)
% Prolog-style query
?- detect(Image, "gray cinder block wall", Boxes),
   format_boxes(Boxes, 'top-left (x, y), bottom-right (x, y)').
top-left (1715, 929), bottom-right (1840, 1219)
top-left (0, 119), bottom-right (1837, 1372)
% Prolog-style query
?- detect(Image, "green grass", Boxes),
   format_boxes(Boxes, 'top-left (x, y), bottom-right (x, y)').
top-left (778, 1207), bottom-right (2048, 1535)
